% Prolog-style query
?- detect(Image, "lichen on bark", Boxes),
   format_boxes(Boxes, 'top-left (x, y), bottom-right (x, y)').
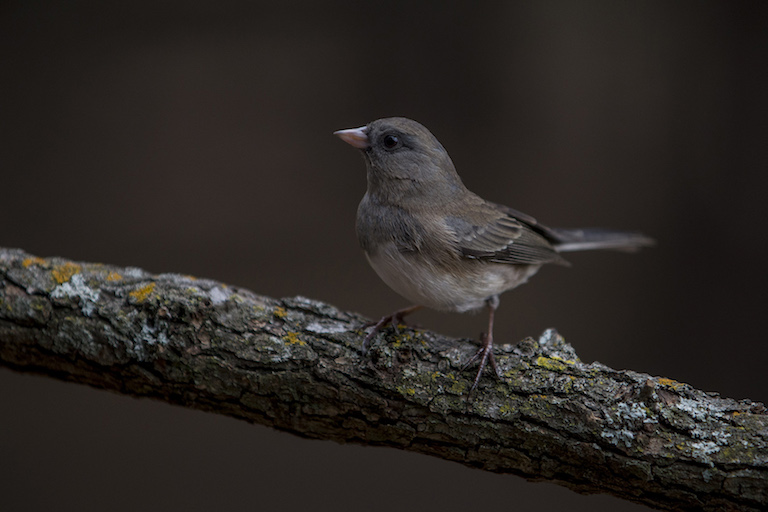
top-left (1, 247), bottom-right (766, 512)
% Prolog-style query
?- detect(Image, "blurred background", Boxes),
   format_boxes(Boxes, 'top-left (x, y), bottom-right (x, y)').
top-left (1, 2), bottom-right (767, 511)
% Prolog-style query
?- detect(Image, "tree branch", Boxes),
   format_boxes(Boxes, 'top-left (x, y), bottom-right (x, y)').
top-left (0, 248), bottom-right (765, 511)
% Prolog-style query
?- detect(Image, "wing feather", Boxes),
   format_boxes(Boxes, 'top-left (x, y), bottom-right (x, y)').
top-left (445, 206), bottom-right (568, 266)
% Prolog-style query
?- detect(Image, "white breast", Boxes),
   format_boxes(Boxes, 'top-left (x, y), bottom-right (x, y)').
top-left (365, 242), bottom-right (541, 313)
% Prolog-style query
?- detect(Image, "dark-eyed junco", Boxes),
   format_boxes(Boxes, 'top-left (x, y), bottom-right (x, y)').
top-left (335, 117), bottom-right (653, 394)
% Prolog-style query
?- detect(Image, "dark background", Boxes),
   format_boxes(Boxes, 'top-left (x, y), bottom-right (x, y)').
top-left (2, 2), bottom-right (767, 511)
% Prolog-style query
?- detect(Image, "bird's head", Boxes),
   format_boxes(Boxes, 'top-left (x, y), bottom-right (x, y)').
top-left (335, 117), bottom-right (466, 203)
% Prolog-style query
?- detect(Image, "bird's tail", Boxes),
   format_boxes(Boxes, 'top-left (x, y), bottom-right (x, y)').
top-left (551, 228), bottom-right (655, 253)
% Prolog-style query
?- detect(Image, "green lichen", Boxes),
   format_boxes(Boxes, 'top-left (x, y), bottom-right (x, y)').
top-left (499, 403), bottom-right (515, 415)
top-left (718, 441), bottom-right (758, 465)
top-left (519, 393), bottom-right (560, 421)
top-left (446, 372), bottom-right (468, 394)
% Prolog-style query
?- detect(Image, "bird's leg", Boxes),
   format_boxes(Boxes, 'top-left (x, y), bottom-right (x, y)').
top-left (362, 304), bottom-right (423, 353)
top-left (463, 296), bottom-right (501, 395)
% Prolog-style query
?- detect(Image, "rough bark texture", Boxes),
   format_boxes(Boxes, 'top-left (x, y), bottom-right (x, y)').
top-left (0, 248), bottom-right (766, 511)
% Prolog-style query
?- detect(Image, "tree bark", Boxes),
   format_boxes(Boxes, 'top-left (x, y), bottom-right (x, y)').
top-left (0, 247), bottom-right (765, 511)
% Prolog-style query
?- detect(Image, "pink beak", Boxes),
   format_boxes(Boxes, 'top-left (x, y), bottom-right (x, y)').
top-left (333, 126), bottom-right (370, 149)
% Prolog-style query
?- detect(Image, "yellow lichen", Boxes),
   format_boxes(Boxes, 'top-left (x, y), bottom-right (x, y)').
top-left (22, 257), bottom-right (47, 268)
top-left (52, 262), bottom-right (81, 284)
top-left (392, 332), bottom-right (414, 349)
top-left (129, 282), bottom-right (156, 303)
top-left (535, 355), bottom-right (575, 372)
top-left (500, 403), bottom-right (515, 415)
top-left (657, 377), bottom-right (684, 390)
top-left (106, 272), bottom-right (123, 282)
top-left (273, 307), bottom-right (287, 319)
top-left (283, 332), bottom-right (305, 345)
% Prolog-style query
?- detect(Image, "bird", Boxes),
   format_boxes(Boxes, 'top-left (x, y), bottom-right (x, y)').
top-left (334, 117), bottom-right (653, 394)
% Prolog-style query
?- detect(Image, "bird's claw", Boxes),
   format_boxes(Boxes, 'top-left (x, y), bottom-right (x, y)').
top-left (463, 333), bottom-right (500, 396)
top-left (361, 305), bottom-right (422, 353)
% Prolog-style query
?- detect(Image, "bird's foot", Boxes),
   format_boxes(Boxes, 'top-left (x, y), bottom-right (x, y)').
top-left (362, 305), bottom-right (422, 353)
top-left (462, 333), bottom-right (500, 395)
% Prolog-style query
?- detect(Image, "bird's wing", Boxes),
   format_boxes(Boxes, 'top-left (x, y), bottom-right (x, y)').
top-left (489, 202), bottom-right (655, 253)
top-left (445, 204), bottom-right (568, 266)
top-left (489, 201), bottom-right (565, 243)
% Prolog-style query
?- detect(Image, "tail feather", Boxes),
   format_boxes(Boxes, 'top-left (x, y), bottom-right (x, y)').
top-left (551, 228), bottom-right (655, 253)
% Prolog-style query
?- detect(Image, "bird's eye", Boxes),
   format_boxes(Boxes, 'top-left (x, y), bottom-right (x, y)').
top-left (382, 134), bottom-right (400, 149)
